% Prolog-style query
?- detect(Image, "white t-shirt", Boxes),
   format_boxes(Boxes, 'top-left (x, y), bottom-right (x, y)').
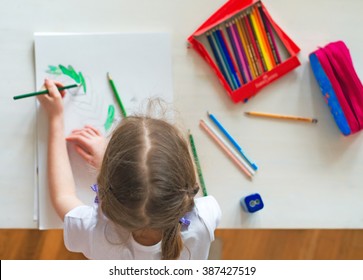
top-left (64, 196), bottom-right (221, 260)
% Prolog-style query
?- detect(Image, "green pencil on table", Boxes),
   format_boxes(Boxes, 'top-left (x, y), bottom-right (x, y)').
top-left (107, 72), bottom-right (127, 118)
top-left (189, 130), bottom-right (208, 197)
top-left (13, 84), bottom-right (79, 100)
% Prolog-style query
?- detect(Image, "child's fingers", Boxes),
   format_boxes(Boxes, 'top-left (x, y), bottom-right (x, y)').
top-left (36, 84), bottom-right (50, 103)
top-left (69, 129), bottom-right (92, 139)
top-left (36, 92), bottom-right (50, 104)
top-left (66, 134), bottom-right (93, 151)
top-left (53, 80), bottom-right (66, 97)
top-left (74, 145), bottom-right (93, 164)
top-left (84, 127), bottom-right (98, 137)
top-left (44, 78), bottom-right (62, 98)
top-left (85, 125), bottom-right (102, 136)
top-left (70, 127), bottom-right (99, 138)
top-left (70, 129), bottom-right (83, 135)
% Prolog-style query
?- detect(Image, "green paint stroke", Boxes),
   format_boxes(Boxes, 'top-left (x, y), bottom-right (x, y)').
top-left (104, 104), bottom-right (115, 131)
top-left (47, 64), bottom-right (87, 93)
top-left (46, 65), bottom-right (62, 75)
top-left (59, 64), bottom-right (80, 83)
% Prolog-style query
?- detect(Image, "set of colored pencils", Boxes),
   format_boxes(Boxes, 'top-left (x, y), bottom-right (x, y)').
top-left (200, 112), bottom-right (257, 179)
top-left (205, 2), bottom-right (283, 91)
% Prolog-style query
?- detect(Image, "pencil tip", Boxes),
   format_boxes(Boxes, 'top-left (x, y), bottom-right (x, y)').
top-left (312, 119), bottom-right (318, 124)
top-left (107, 72), bottom-right (111, 80)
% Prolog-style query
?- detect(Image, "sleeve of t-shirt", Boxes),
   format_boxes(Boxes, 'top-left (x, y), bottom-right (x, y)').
top-left (194, 196), bottom-right (222, 241)
top-left (63, 205), bottom-right (96, 255)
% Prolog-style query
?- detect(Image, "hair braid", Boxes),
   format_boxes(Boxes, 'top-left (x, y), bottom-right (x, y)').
top-left (161, 223), bottom-right (182, 260)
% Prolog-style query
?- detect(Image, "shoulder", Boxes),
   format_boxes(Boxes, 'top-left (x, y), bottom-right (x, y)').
top-left (63, 204), bottom-right (101, 255)
top-left (191, 195), bottom-right (222, 238)
top-left (194, 195), bottom-right (222, 222)
top-left (64, 204), bottom-right (98, 228)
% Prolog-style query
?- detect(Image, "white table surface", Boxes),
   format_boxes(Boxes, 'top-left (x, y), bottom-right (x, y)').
top-left (1, 0), bottom-right (363, 229)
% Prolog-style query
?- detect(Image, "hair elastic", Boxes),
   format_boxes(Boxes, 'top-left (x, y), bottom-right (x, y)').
top-left (90, 184), bottom-right (99, 204)
top-left (179, 217), bottom-right (191, 227)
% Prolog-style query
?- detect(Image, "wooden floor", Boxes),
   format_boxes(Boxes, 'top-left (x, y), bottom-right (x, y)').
top-left (1, 229), bottom-right (363, 259)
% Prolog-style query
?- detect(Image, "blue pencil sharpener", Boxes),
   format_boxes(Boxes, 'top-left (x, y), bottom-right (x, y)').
top-left (241, 193), bottom-right (264, 213)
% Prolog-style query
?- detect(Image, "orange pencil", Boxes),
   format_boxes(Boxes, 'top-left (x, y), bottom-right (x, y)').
top-left (243, 11), bottom-right (265, 75)
top-left (200, 119), bottom-right (253, 179)
top-left (235, 17), bottom-right (258, 78)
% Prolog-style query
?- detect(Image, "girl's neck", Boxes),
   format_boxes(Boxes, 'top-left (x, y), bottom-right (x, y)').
top-left (132, 228), bottom-right (162, 246)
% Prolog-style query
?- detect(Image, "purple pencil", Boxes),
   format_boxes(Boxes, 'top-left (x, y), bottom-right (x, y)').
top-left (231, 20), bottom-right (253, 82)
top-left (226, 23), bottom-right (247, 84)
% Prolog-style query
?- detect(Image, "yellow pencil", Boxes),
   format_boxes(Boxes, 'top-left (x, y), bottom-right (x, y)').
top-left (245, 111), bottom-right (318, 123)
top-left (253, 5), bottom-right (276, 68)
top-left (248, 8), bottom-right (273, 70)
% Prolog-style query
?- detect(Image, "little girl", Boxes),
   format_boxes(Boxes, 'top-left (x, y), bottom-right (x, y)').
top-left (38, 79), bottom-right (221, 260)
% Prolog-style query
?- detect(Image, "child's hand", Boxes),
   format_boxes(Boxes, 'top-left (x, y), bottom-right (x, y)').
top-left (66, 125), bottom-right (107, 170)
top-left (37, 79), bottom-right (66, 121)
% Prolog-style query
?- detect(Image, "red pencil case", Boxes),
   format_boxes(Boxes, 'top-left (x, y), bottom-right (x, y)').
top-left (309, 41), bottom-right (363, 136)
top-left (188, 0), bottom-right (301, 103)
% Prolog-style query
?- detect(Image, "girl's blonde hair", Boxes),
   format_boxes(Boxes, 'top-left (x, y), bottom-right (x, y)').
top-left (97, 116), bottom-right (199, 259)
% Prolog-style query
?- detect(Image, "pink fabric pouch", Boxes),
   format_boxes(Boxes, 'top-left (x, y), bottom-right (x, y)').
top-left (309, 41), bottom-right (363, 135)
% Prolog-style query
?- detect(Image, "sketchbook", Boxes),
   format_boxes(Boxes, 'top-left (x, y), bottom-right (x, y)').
top-left (34, 33), bottom-right (173, 229)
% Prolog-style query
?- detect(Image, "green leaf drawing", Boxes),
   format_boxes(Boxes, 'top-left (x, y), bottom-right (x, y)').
top-left (104, 104), bottom-right (115, 131)
top-left (46, 64), bottom-right (87, 93)
top-left (46, 65), bottom-right (62, 75)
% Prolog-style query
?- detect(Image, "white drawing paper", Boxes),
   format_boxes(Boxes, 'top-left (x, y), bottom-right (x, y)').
top-left (35, 33), bottom-right (173, 229)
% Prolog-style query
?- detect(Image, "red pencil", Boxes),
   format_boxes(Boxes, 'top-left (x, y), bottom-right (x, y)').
top-left (241, 13), bottom-right (263, 76)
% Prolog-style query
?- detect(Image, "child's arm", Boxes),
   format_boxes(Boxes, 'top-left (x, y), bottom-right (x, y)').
top-left (38, 79), bottom-right (84, 220)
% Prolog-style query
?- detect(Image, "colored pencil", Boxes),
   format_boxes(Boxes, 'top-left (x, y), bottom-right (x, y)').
top-left (13, 84), bottom-right (79, 100)
top-left (213, 28), bottom-right (240, 90)
top-left (245, 111), bottom-right (318, 123)
top-left (107, 72), bottom-right (127, 118)
top-left (206, 31), bottom-right (230, 86)
top-left (238, 15), bottom-right (259, 78)
top-left (252, 5), bottom-right (276, 68)
top-left (231, 21), bottom-right (253, 82)
top-left (188, 130), bottom-right (208, 196)
top-left (207, 111), bottom-right (258, 171)
top-left (246, 10), bottom-right (267, 73)
top-left (216, 27), bottom-right (242, 88)
top-left (200, 119), bottom-right (253, 179)
top-left (242, 13), bottom-right (263, 76)
top-left (226, 22), bottom-right (247, 84)
top-left (248, 9), bottom-right (269, 72)
top-left (235, 17), bottom-right (257, 79)
top-left (231, 20), bottom-right (253, 82)
top-left (208, 31), bottom-right (235, 89)
top-left (256, 3), bottom-right (282, 64)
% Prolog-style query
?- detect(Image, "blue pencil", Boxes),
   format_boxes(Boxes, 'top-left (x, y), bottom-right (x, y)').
top-left (207, 31), bottom-right (234, 90)
top-left (214, 28), bottom-right (241, 89)
top-left (207, 111), bottom-right (258, 171)
top-left (206, 32), bottom-right (229, 87)
top-left (211, 29), bottom-right (237, 90)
